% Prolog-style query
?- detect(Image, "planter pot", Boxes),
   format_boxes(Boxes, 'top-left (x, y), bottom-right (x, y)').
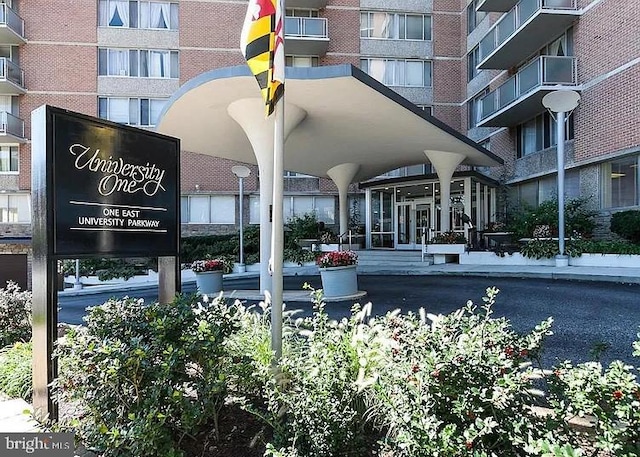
top-left (425, 243), bottom-right (466, 255)
top-left (313, 243), bottom-right (341, 252)
top-left (195, 271), bottom-right (223, 295)
top-left (319, 264), bottom-right (358, 298)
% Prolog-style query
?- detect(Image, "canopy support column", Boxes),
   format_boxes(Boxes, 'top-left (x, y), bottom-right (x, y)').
top-left (228, 98), bottom-right (307, 294)
top-left (425, 151), bottom-right (465, 233)
top-left (327, 163), bottom-right (360, 240)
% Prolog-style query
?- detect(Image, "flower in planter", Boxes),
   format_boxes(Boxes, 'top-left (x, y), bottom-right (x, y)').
top-left (430, 231), bottom-right (467, 245)
top-left (191, 259), bottom-right (225, 273)
top-left (316, 250), bottom-right (358, 268)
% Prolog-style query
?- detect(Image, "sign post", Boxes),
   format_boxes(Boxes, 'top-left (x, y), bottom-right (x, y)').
top-left (31, 105), bottom-right (180, 420)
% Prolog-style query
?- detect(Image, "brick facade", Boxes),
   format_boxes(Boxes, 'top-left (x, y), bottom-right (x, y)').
top-left (1, 0), bottom-right (638, 252)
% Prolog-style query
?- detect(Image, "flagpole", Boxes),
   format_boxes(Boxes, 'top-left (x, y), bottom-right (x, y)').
top-left (271, 83), bottom-right (284, 361)
top-left (270, 0), bottom-right (285, 361)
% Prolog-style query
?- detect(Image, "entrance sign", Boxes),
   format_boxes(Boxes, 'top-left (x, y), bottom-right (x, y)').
top-left (51, 108), bottom-right (179, 256)
top-left (31, 105), bottom-right (180, 421)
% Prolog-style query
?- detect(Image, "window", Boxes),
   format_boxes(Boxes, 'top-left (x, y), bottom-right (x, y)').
top-left (516, 111), bottom-right (574, 157)
top-left (467, 45), bottom-right (480, 81)
top-left (360, 12), bottom-right (431, 41)
top-left (286, 8), bottom-right (318, 18)
top-left (361, 58), bottom-right (432, 87)
top-left (249, 195), bottom-right (335, 224)
top-left (99, 1), bottom-right (179, 30)
top-left (0, 146), bottom-right (18, 173)
top-left (181, 195), bottom-right (236, 224)
top-left (514, 170), bottom-right (580, 207)
top-left (98, 97), bottom-right (167, 126)
top-left (467, 0), bottom-right (487, 35)
top-left (467, 87), bottom-right (488, 129)
top-left (0, 193), bottom-right (30, 223)
top-left (285, 56), bottom-right (319, 67)
top-left (99, 48), bottom-right (179, 78)
top-left (602, 156), bottom-right (639, 208)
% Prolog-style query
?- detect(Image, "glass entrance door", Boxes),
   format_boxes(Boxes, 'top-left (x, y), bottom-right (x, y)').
top-left (395, 200), bottom-right (431, 250)
top-left (396, 202), bottom-right (412, 248)
top-left (415, 203), bottom-right (431, 245)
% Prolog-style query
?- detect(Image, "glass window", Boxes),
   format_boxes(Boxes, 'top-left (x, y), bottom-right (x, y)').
top-left (98, 97), bottom-right (167, 126)
top-left (189, 196), bottom-right (209, 223)
top-left (99, 1), bottom-right (178, 30)
top-left (250, 195), bottom-right (260, 224)
top-left (285, 56), bottom-right (319, 67)
top-left (210, 196), bottom-right (235, 224)
top-left (467, 0), bottom-right (487, 35)
top-left (361, 58), bottom-right (431, 87)
top-left (467, 87), bottom-right (488, 129)
top-left (517, 112), bottom-right (574, 157)
top-left (0, 146), bottom-right (18, 172)
top-left (361, 12), bottom-right (431, 40)
top-left (100, 48), bottom-right (178, 78)
top-left (467, 46), bottom-right (480, 81)
top-left (0, 194), bottom-right (30, 223)
top-left (315, 197), bottom-right (335, 224)
top-left (602, 156), bottom-right (638, 208)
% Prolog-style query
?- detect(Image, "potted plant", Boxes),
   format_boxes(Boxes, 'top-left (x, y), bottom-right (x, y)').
top-left (316, 250), bottom-right (358, 298)
top-left (426, 231), bottom-right (467, 264)
top-left (191, 259), bottom-right (225, 295)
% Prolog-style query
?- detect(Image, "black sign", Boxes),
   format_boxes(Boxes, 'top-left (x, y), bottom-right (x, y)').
top-left (49, 107), bottom-right (179, 257)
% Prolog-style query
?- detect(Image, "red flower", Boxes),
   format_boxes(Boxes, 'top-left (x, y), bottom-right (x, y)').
top-left (504, 346), bottom-right (515, 358)
top-left (465, 441), bottom-right (473, 450)
top-left (613, 390), bottom-right (623, 400)
top-left (519, 349), bottom-right (529, 357)
top-left (316, 250), bottom-right (358, 268)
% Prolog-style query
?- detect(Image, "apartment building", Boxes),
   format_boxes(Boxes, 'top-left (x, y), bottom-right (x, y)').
top-left (0, 0), bottom-right (638, 285)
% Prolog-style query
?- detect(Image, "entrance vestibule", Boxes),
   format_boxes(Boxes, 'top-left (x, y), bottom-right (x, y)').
top-left (364, 173), bottom-right (497, 250)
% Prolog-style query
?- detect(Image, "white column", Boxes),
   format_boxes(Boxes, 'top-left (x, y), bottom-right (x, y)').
top-left (228, 98), bottom-right (307, 294)
top-left (425, 151), bottom-right (465, 232)
top-left (327, 163), bottom-right (360, 238)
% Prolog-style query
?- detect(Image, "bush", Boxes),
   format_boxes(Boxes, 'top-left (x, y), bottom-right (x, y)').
top-left (611, 210), bottom-right (640, 244)
top-left (367, 288), bottom-right (565, 456)
top-left (0, 281), bottom-right (32, 348)
top-left (243, 290), bottom-right (375, 457)
top-left (61, 258), bottom-right (155, 281)
top-left (0, 341), bottom-right (32, 401)
top-left (55, 294), bottom-right (244, 457)
top-left (508, 197), bottom-right (597, 239)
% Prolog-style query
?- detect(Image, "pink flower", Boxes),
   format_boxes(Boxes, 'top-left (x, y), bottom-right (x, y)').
top-left (316, 250), bottom-right (358, 268)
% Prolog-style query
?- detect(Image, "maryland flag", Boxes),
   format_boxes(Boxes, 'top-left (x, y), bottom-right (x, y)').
top-left (241, 0), bottom-right (285, 117)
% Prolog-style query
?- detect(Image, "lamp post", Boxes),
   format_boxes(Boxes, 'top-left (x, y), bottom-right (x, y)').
top-left (542, 90), bottom-right (580, 267)
top-left (232, 165), bottom-right (251, 273)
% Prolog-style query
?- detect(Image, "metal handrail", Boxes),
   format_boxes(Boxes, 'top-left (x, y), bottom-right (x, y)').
top-left (284, 17), bottom-right (328, 38)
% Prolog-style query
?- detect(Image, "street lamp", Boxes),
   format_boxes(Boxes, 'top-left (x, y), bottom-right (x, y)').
top-left (231, 165), bottom-right (251, 273)
top-left (542, 90), bottom-right (580, 267)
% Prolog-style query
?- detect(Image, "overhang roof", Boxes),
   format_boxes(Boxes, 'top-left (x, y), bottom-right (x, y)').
top-left (157, 64), bottom-right (502, 183)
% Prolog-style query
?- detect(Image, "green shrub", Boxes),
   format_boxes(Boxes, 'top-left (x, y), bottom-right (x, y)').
top-left (0, 281), bottom-right (32, 348)
top-left (520, 239), bottom-right (560, 259)
top-left (548, 350), bottom-right (640, 455)
top-left (610, 210), bottom-right (640, 244)
top-left (570, 239), bottom-right (640, 255)
top-left (367, 288), bottom-right (567, 456)
top-left (243, 290), bottom-right (374, 457)
top-left (61, 258), bottom-right (155, 281)
top-left (55, 294), bottom-right (244, 457)
top-left (0, 341), bottom-right (32, 400)
top-left (507, 197), bottom-right (597, 239)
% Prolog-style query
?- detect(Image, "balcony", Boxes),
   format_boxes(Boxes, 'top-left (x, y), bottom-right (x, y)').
top-left (285, 17), bottom-right (329, 56)
top-left (286, 0), bottom-right (327, 8)
top-left (0, 4), bottom-right (25, 45)
top-left (478, 0), bottom-right (579, 70)
top-left (0, 111), bottom-right (26, 142)
top-left (0, 58), bottom-right (25, 94)
top-left (478, 55), bottom-right (577, 127)
top-left (477, 0), bottom-right (518, 12)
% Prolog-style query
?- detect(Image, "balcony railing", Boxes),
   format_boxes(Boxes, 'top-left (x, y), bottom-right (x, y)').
top-left (0, 4), bottom-right (25, 39)
top-left (479, 0), bottom-right (576, 63)
top-left (0, 111), bottom-right (25, 139)
top-left (285, 17), bottom-right (328, 38)
top-left (480, 55), bottom-right (577, 121)
top-left (0, 58), bottom-right (24, 88)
